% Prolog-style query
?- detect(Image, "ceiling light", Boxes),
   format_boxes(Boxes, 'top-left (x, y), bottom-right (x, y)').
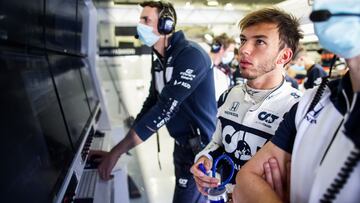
top-left (184, 2), bottom-right (194, 9)
top-left (207, 0), bottom-right (219, 7)
top-left (224, 3), bottom-right (234, 10)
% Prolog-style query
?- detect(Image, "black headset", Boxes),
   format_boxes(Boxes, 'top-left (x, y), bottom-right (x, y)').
top-left (210, 41), bottom-right (222, 53)
top-left (158, 1), bottom-right (176, 35)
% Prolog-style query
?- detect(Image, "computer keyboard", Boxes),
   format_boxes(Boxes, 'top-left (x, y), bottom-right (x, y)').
top-left (77, 170), bottom-right (99, 199)
top-left (91, 138), bottom-right (103, 150)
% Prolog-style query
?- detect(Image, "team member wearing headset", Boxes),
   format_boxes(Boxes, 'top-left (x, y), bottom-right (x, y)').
top-left (210, 33), bottom-right (236, 100)
top-left (91, 1), bottom-right (217, 202)
top-left (233, 0), bottom-right (360, 202)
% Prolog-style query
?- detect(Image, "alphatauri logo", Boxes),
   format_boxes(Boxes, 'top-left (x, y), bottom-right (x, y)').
top-left (258, 111), bottom-right (279, 124)
top-left (178, 178), bottom-right (188, 188)
top-left (306, 104), bottom-right (324, 124)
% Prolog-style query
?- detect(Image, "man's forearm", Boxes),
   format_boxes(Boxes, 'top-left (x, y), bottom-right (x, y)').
top-left (232, 142), bottom-right (290, 203)
top-left (233, 170), bottom-right (282, 203)
top-left (111, 128), bottom-right (143, 157)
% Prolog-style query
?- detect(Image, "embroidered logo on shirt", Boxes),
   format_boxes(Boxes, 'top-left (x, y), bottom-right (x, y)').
top-left (230, 102), bottom-right (240, 112)
top-left (306, 103), bottom-right (324, 124)
top-left (180, 69), bottom-right (196, 81)
top-left (290, 92), bottom-right (301, 99)
top-left (258, 111), bottom-right (279, 124)
top-left (173, 80), bottom-right (191, 89)
top-left (178, 178), bottom-right (188, 188)
top-left (224, 102), bottom-right (240, 117)
top-left (256, 111), bottom-right (279, 128)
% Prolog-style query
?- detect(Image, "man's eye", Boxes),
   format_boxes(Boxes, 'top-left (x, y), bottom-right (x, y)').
top-left (256, 39), bottom-right (265, 45)
top-left (240, 38), bottom-right (246, 45)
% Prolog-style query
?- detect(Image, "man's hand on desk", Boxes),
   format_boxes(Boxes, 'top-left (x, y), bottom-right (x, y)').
top-left (89, 150), bottom-right (120, 180)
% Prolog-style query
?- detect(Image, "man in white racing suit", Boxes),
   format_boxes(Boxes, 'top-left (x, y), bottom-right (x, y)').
top-left (190, 7), bottom-right (303, 195)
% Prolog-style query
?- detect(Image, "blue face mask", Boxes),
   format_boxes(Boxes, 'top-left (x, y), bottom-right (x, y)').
top-left (290, 64), bottom-right (305, 71)
top-left (221, 51), bottom-right (234, 65)
top-left (313, 0), bottom-right (360, 59)
top-left (136, 23), bottom-right (160, 47)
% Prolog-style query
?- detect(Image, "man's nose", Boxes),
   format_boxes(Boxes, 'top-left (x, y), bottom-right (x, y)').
top-left (239, 42), bottom-right (252, 56)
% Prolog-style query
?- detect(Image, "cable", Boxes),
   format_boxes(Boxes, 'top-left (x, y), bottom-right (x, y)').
top-left (320, 147), bottom-right (360, 203)
top-left (306, 55), bottom-right (337, 114)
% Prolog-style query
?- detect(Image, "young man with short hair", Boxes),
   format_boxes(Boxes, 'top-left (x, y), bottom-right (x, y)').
top-left (190, 7), bottom-right (303, 196)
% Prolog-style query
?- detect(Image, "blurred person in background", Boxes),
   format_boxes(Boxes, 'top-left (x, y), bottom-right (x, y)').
top-left (231, 48), bottom-right (246, 85)
top-left (291, 46), bottom-right (327, 89)
top-left (284, 66), bottom-right (299, 89)
top-left (209, 33), bottom-right (236, 100)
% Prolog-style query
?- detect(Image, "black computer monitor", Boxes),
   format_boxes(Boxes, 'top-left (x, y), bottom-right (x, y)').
top-left (76, 0), bottom-right (87, 55)
top-left (0, 51), bottom-right (74, 203)
top-left (79, 59), bottom-right (100, 115)
top-left (45, 0), bottom-right (78, 54)
top-left (48, 54), bottom-right (92, 150)
top-left (0, 0), bottom-right (45, 48)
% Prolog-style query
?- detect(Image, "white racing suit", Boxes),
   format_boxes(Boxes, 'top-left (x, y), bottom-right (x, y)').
top-left (195, 79), bottom-right (302, 186)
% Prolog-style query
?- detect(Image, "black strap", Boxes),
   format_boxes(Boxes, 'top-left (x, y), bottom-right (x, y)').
top-left (156, 131), bottom-right (162, 170)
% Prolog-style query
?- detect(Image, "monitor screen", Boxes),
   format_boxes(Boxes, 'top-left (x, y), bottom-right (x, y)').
top-left (48, 54), bottom-right (92, 149)
top-left (0, 51), bottom-right (74, 203)
top-left (45, 0), bottom-right (78, 54)
top-left (0, 0), bottom-right (45, 48)
top-left (79, 59), bottom-right (100, 115)
top-left (76, 0), bottom-right (86, 55)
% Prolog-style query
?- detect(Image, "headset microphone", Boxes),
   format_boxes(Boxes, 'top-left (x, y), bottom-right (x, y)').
top-left (310, 10), bottom-right (332, 22)
top-left (310, 9), bottom-right (360, 22)
top-left (134, 34), bottom-right (139, 39)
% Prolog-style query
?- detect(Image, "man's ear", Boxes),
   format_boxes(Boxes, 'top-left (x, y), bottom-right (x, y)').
top-left (277, 48), bottom-right (293, 65)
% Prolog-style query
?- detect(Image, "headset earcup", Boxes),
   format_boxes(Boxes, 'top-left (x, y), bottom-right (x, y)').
top-left (158, 2), bottom-right (175, 35)
top-left (211, 42), bottom-right (221, 53)
top-left (158, 16), bottom-right (174, 35)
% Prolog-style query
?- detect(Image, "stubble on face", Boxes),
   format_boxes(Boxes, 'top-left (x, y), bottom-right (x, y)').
top-left (245, 57), bottom-right (277, 80)
top-left (239, 23), bottom-right (282, 81)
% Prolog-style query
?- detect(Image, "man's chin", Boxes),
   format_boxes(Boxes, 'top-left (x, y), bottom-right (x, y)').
top-left (241, 73), bottom-right (256, 80)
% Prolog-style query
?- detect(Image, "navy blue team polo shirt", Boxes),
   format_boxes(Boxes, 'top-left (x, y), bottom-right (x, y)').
top-left (133, 31), bottom-right (217, 145)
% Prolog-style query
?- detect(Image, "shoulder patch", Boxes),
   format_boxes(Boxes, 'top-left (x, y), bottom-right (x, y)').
top-left (290, 92), bottom-right (301, 99)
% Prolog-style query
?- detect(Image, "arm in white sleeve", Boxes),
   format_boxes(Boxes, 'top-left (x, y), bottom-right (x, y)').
top-left (194, 120), bottom-right (224, 163)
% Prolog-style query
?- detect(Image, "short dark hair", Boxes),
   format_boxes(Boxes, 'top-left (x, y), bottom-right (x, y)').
top-left (213, 33), bottom-right (236, 51)
top-left (239, 7), bottom-right (303, 54)
top-left (140, 1), bottom-right (177, 25)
